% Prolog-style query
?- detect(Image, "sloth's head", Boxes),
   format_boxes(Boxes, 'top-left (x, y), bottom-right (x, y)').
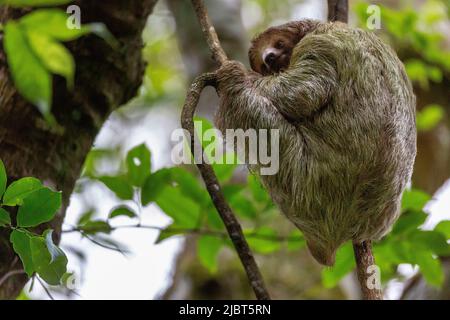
top-left (248, 20), bottom-right (319, 76)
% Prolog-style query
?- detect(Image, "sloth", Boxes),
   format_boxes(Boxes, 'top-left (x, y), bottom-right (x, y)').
top-left (214, 20), bottom-right (417, 266)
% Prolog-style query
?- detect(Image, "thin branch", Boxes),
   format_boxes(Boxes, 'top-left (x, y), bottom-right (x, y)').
top-left (79, 232), bottom-right (128, 255)
top-left (0, 269), bottom-right (25, 288)
top-left (181, 70), bottom-right (270, 299)
top-left (63, 224), bottom-right (304, 243)
top-left (36, 276), bottom-right (55, 301)
top-left (327, 0), bottom-right (348, 23)
top-left (191, 0), bottom-right (228, 65)
top-left (353, 241), bottom-right (383, 300)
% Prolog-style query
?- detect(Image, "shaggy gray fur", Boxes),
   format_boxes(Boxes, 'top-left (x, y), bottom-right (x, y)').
top-left (215, 20), bottom-right (417, 266)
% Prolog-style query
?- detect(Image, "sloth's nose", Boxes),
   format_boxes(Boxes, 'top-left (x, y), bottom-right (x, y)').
top-left (265, 52), bottom-right (276, 64)
top-left (263, 48), bottom-right (278, 66)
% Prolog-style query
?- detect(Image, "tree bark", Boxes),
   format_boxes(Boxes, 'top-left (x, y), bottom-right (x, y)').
top-left (0, 0), bottom-right (158, 299)
top-left (327, 0), bottom-right (348, 23)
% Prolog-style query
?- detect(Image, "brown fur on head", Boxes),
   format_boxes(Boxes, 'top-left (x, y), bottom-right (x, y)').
top-left (249, 20), bottom-right (320, 75)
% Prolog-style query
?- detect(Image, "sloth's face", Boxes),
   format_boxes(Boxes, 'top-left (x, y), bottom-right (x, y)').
top-left (260, 34), bottom-right (297, 75)
top-left (249, 31), bottom-right (300, 76)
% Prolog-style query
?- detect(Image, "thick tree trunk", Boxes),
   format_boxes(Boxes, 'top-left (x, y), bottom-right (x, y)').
top-left (0, 0), bottom-right (158, 299)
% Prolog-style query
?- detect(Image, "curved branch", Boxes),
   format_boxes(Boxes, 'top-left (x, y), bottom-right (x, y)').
top-left (191, 0), bottom-right (228, 65)
top-left (181, 73), bottom-right (270, 300)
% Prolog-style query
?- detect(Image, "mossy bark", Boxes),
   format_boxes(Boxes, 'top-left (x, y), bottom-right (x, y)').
top-left (0, 0), bottom-right (158, 299)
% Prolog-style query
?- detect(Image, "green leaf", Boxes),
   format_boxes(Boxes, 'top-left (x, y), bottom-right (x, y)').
top-left (248, 174), bottom-right (270, 203)
top-left (435, 220), bottom-right (450, 239)
top-left (212, 161), bottom-right (237, 183)
top-left (1, 0), bottom-right (72, 6)
top-left (0, 159), bottom-right (6, 197)
top-left (206, 206), bottom-right (224, 229)
top-left (170, 167), bottom-right (207, 204)
top-left (246, 227), bottom-right (281, 254)
top-left (222, 184), bottom-right (245, 199)
top-left (78, 220), bottom-right (111, 235)
top-left (27, 31), bottom-right (75, 88)
top-left (415, 250), bottom-right (444, 287)
top-left (401, 189), bottom-right (431, 211)
top-left (19, 9), bottom-right (90, 41)
top-left (392, 210), bottom-right (427, 235)
top-left (109, 205), bottom-right (137, 219)
top-left (76, 210), bottom-right (94, 226)
top-left (126, 143), bottom-right (151, 187)
top-left (88, 234), bottom-right (128, 254)
top-left (197, 235), bottom-right (223, 273)
top-left (4, 22), bottom-right (51, 117)
top-left (194, 117), bottom-right (215, 150)
top-left (409, 230), bottom-right (450, 256)
top-left (286, 229), bottom-right (305, 251)
top-left (17, 188), bottom-right (62, 227)
top-left (99, 176), bottom-right (134, 200)
top-left (155, 224), bottom-right (185, 244)
top-left (229, 193), bottom-right (257, 219)
top-left (141, 168), bottom-right (172, 205)
top-left (155, 186), bottom-right (200, 228)
top-left (30, 233), bottom-right (67, 285)
top-left (0, 208), bottom-right (11, 227)
top-left (417, 104), bottom-right (444, 131)
top-left (2, 177), bottom-right (43, 206)
top-left (321, 242), bottom-right (355, 288)
top-left (10, 230), bottom-right (34, 276)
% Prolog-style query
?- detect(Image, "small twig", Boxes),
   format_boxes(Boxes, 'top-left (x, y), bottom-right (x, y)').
top-left (36, 276), bottom-right (55, 300)
top-left (327, 0), bottom-right (348, 23)
top-left (0, 269), bottom-right (25, 288)
top-left (63, 224), bottom-right (304, 243)
top-left (79, 231), bottom-right (128, 255)
top-left (353, 241), bottom-right (383, 300)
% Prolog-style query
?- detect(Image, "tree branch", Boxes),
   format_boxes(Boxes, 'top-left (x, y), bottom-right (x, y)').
top-left (183, 0), bottom-right (270, 300)
top-left (181, 71), bottom-right (270, 300)
top-left (327, 0), bottom-right (348, 23)
top-left (353, 241), bottom-right (383, 300)
top-left (191, 0), bottom-right (228, 65)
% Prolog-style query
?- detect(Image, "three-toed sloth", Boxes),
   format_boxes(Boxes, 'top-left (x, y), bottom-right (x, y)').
top-left (215, 20), bottom-right (416, 266)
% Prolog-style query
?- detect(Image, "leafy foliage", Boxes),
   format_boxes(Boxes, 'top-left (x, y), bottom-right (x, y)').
top-left (0, 159), bottom-right (68, 286)
top-left (83, 123), bottom-right (449, 289)
top-left (354, 0), bottom-right (450, 86)
top-left (2, 3), bottom-right (113, 122)
top-left (416, 104), bottom-right (445, 131)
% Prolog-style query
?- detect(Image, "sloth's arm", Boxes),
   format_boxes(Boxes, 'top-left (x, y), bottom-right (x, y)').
top-left (260, 36), bottom-right (338, 121)
top-left (217, 37), bottom-right (338, 127)
top-left (216, 61), bottom-right (292, 132)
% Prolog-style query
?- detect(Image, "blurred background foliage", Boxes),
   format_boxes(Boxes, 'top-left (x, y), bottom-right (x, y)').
top-left (8, 0), bottom-right (448, 299)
